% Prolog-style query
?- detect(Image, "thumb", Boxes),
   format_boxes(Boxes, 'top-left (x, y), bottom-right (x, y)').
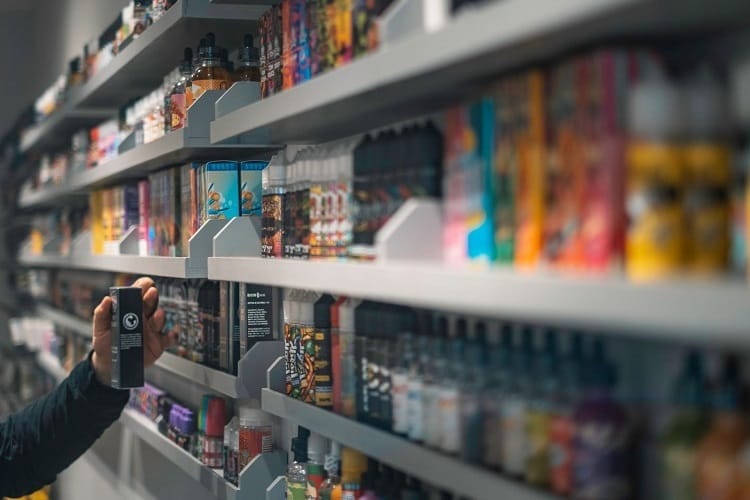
top-left (93, 296), bottom-right (113, 338)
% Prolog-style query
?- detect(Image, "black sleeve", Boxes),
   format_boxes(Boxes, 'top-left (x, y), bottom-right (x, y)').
top-left (0, 352), bottom-right (129, 497)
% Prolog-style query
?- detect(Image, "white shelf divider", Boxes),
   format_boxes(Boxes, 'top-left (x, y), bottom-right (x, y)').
top-left (36, 351), bottom-right (67, 383)
top-left (261, 377), bottom-right (553, 500)
top-left (154, 352), bottom-right (238, 398)
top-left (120, 409), bottom-right (287, 500)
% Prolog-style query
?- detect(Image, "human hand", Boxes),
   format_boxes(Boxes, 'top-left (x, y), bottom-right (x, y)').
top-left (91, 277), bottom-right (173, 386)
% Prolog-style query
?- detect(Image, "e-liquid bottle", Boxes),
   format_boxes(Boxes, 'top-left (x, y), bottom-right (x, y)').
top-left (340, 447), bottom-right (367, 500)
top-left (460, 321), bottom-right (488, 463)
top-left (423, 316), bottom-right (447, 449)
top-left (307, 432), bottom-right (328, 497)
top-left (169, 47), bottom-right (193, 132)
top-left (286, 427), bottom-right (310, 500)
top-left (235, 34), bottom-right (260, 82)
top-left (391, 326), bottom-right (415, 436)
top-left (319, 441), bottom-right (342, 500)
top-left (500, 326), bottom-right (532, 477)
top-left (438, 317), bottom-right (465, 454)
top-left (262, 155), bottom-right (286, 258)
top-left (339, 297), bottom-right (361, 418)
top-left (191, 32), bottom-right (231, 103)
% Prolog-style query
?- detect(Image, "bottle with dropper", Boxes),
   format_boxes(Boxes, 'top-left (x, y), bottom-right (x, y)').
top-left (286, 427), bottom-right (310, 500)
top-left (235, 34), bottom-right (260, 83)
top-left (169, 47), bottom-right (193, 132)
top-left (191, 32), bottom-right (231, 103)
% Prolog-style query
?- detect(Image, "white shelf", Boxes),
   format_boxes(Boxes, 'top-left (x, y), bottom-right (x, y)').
top-left (20, 0), bottom-right (269, 153)
top-left (36, 304), bottom-right (91, 338)
top-left (19, 253), bottom-right (207, 278)
top-left (36, 351), bottom-right (68, 383)
top-left (209, 257), bottom-right (750, 344)
top-left (154, 352), bottom-right (238, 398)
top-left (261, 389), bottom-right (553, 500)
top-left (210, 0), bottom-right (750, 144)
top-left (120, 409), bottom-right (240, 499)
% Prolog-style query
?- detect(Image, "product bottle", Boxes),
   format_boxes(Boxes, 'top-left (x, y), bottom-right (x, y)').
top-left (482, 323), bottom-right (512, 470)
top-left (459, 321), bottom-right (487, 463)
top-left (262, 155), bottom-right (286, 258)
top-left (203, 397), bottom-right (226, 469)
top-left (191, 32), bottom-right (231, 103)
top-left (525, 329), bottom-right (557, 487)
top-left (339, 298), bottom-right (362, 418)
top-left (549, 333), bottom-right (583, 496)
top-left (340, 447), bottom-right (368, 500)
top-left (238, 401), bottom-right (273, 469)
top-left (500, 326), bottom-right (532, 477)
top-left (423, 316), bottom-right (447, 449)
top-left (438, 317), bottom-right (465, 454)
top-left (682, 67), bottom-right (732, 274)
top-left (286, 428), bottom-right (310, 500)
top-left (235, 34), bottom-right (261, 82)
top-left (659, 350), bottom-right (709, 500)
top-left (307, 432), bottom-right (328, 498)
top-left (572, 340), bottom-right (630, 499)
top-left (626, 64), bottom-right (684, 280)
top-left (695, 356), bottom-right (749, 499)
top-left (314, 294), bottom-right (336, 409)
top-left (319, 441), bottom-right (342, 500)
top-left (406, 312), bottom-right (431, 443)
top-left (169, 47), bottom-right (193, 131)
top-left (391, 326), bottom-right (415, 436)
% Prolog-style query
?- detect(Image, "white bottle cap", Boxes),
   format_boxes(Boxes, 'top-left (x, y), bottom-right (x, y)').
top-left (628, 64), bottom-right (682, 141)
top-left (682, 65), bottom-right (727, 140)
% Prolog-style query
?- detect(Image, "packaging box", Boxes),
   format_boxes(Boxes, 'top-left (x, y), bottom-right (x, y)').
top-left (240, 160), bottom-right (267, 216)
top-left (110, 286), bottom-right (144, 389)
top-left (239, 283), bottom-right (278, 362)
top-left (203, 161), bottom-right (240, 221)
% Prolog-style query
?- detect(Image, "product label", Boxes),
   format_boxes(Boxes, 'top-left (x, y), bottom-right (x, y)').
top-left (314, 328), bottom-right (333, 408)
top-left (661, 443), bottom-right (697, 500)
top-left (170, 93), bottom-right (186, 130)
top-left (191, 78), bottom-right (228, 104)
top-left (406, 378), bottom-right (424, 441)
top-left (391, 371), bottom-right (409, 434)
top-left (525, 408), bottom-right (551, 485)
top-left (239, 427), bottom-right (273, 469)
top-left (438, 386), bottom-right (460, 453)
top-left (482, 400), bottom-right (503, 468)
top-left (573, 419), bottom-right (630, 499)
top-left (262, 193), bottom-right (284, 257)
top-left (287, 481), bottom-right (306, 500)
top-left (285, 322), bottom-right (301, 397)
top-left (549, 413), bottom-right (575, 495)
top-left (501, 396), bottom-right (527, 476)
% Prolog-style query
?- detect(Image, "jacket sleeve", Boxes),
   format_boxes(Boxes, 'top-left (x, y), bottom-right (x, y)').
top-left (0, 352), bottom-right (129, 497)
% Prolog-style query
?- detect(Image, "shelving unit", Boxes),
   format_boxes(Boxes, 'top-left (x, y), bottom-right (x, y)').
top-left (19, 253), bottom-right (208, 278)
top-left (36, 350), bottom-right (68, 383)
top-left (36, 304), bottom-right (91, 338)
top-left (208, 257), bottom-right (750, 344)
top-left (20, 0), bottom-right (270, 153)
top-left (120, 409), bottom-right (286, 500)
top-left (154, 352), bottom-right (238, 398)
top-left (210, 0), bottom-right (750, 144)
top-left (261, 388), bottom-right (553, 500)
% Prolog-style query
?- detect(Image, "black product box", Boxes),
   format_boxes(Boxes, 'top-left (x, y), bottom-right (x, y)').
top-left (238, 284), bottom-right (279, 364)
top-left (110, 286), bottom-right (144, 388)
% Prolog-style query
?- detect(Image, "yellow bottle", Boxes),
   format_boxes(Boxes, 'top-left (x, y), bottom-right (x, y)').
top-left (626, 67), bottom-right (684, 281)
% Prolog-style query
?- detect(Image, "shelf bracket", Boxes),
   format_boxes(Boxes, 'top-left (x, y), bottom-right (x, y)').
top-left (375, 198), bottom-right (443, 262)
top-left (186, 219), bottom-right (229, 276)
top-left (116, 225), bottom-right (139, 256)
top-left (266, 356), bottom-right (285, 394)
top-left (213, 216), bottom-right (262, 258)
top-left (266, 476), bottom-right (286, 500)
top-left (236, 341), bottom-right (284, 400)
top-left (238, 450), bottom-right (287, 498)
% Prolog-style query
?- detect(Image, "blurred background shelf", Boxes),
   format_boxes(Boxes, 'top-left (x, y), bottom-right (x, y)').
top-left (36, 304), bottom-right (91, 338)
top-left (154, 352), bottom-right (238, 398)
top-left (19, 253), bottom-right (208, 278)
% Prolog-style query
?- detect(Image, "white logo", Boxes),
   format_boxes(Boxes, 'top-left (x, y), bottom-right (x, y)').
top-left (122, 313), bottom-right (139, 331)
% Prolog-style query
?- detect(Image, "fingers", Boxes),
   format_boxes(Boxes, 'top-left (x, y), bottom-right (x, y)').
top-left (143, 286), bottom-right (159, 318)
top-left (93, 296), bottom-right (113, 337)
top-left (149, 308), bottom-right (166, 335)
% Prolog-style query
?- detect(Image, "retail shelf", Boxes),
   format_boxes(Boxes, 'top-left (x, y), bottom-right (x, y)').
top-left (261, 389), bottom-right (553, 500)
top-left (154, 352), bottom-right (238, 398)
top-left (18, 127), bottom-right (277, 209)
top-left (18, 253), bottom-right (208, 278)
top-left (19, 0), bottom-right (269, 153)
top-left (36, 304), bottom-right (91, 338)
top-left (36, 351), bottom-right (67, 383)
top-left (211, 0), bottom-right (750, 144)
top-left (209, 257), bottom-right (750, 344)
top-left (120, 409), bottom-right (286, 500)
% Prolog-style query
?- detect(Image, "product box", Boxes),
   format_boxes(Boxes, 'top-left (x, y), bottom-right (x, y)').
top-left (138, 180), bottom-right (150, 256)
top-left (443, 99), bottom-right (496, 264)
top-left (90, 190), bottom-right (104, 255)
top-left (281, 0), bottom-right (295, 90)
top-left (514, 70), bottom-right (546, 269)
top-left (110, 286), bottom-right (144, 389)
top-left (240, 161), bottom-right (267, 216)
top-left (181, 162), bottom-right (200, 256)
top-left (492, 77), bottom-right (516, 264)
top-left (293, 0), bottom-right (311, 84)
top-left (198, 280), bottom-right (219, 367)
top-left (203, 161), bottom-right (240, 221)
top-left (239, 283), bottom-right (278, 361)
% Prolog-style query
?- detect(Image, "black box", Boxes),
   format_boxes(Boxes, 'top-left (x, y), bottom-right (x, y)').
top-left (110, 286), bottom-right (144, 388)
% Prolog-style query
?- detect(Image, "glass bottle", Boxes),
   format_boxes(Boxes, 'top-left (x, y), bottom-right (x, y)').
top-left (235, 34), bottom-right (261, 82)
top-left (191, 32), bottom-right (231, 103)
top-left (169, 47), bottom-right (193, 132)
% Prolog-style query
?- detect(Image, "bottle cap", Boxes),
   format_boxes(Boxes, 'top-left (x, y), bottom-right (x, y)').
top-left (307, 432), bottom-right (328, 464)
top-left (205, 397), bottom-right (226, 437)
top-left (239, 34), bottom-right (260, 64)
top-left (682, 65), bottom-right (727, 140)
top-left (628, 64), bottom-right (682, 140)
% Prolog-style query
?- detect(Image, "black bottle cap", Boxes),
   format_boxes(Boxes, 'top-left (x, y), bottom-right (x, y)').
top-left (239, 34), bottom-right (260, 64)
top-left (314, 294), bottom-right (335, 329)
top-left (179, 47), bottom-right (193, 73)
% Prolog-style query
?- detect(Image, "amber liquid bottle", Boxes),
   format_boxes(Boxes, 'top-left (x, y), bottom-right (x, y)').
top-left (191, 32), bottom-right (231, 103)
top-left (235, 34), bottom-right (261, 83)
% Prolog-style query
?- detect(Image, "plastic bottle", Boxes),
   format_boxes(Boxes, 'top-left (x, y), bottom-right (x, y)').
top-left (169, 47), bottom-right (193, 132)
top-left (482, 323), bottom-right (512, 469)
top-left (459, 321), bottom-right (487, 463)
top-left (391, 321), bottom-right (415, 436)
top-left (191, 32), bottom-right (231, 103)
top-left (286, 427), bottom-right (309, 500)
top-left (422, 316), bottom-right (447, 449)
top-left (500, 326), bottom-right (532, 477)
top-left (406, 312), bottom-right (430, 443)
top-left (306, 432), bottom-right (328, 497)
top-left (236, 34), bottom-right (261, 83)
top-left (525, 329), bottom-right (557, 487)
top-left (626, 64), bottom-right (685, 280)
top-left (695, 356), bottom-right (748, 499)
top-left (572, 340), bottom-right (630, 499)
top-left (659, 351), bottom-right (709, 500)
top-left (203, 397), bottom-right (226, 469)
top-left (682, 67), bottom-right (732, 274)
top-left (438, 317), bottom-right (465, 454)
top-left (339, 298), bottom-right (362, 418)
top-left (319, 441), bottom-right (342, 500)
top-left (340, 447), bottom-right (367, 500)
top-left (238, 401), bottom-right (273, 469)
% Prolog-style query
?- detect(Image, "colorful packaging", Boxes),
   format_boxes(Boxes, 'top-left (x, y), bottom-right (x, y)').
top-left (514, 71), bottom-right (546, 269)
top-left (281, 0), bottom-right (296, 90)
top-left (293, 0), bottom-right (311, 84)
top-left (90, 190), bottom-right (104, 255)
top-left (138, 180), bottom-right (150, 256)
top-left (492, 78), bottom-right (516, 264)
top-left (240, 161), bottom-right (267, 216)
top-left (180, 163), bottom-right (199, 256)
top-left (335, 0), bottom-right (353, 66)
top-left (544, 59), bottom-right (585, 269)
top-left (203, 161), bottom-right (240, 221)
top-left (443, 100), bottom-right (496, 264)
